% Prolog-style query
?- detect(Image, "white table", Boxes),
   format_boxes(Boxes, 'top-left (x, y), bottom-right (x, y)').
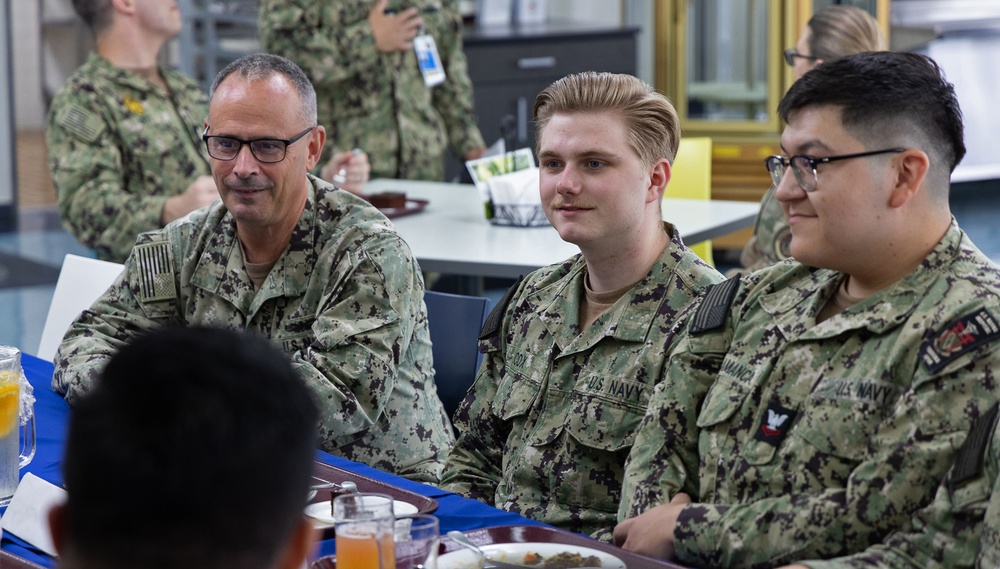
top-left (366, 179), bottom-right (759, 279)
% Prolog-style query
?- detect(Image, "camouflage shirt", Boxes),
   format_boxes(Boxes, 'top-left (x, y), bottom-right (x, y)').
top-left (440, 226), bottom-right (722, 537)
top-left (52, 175), bottom-right (454, 483)
top-left (620, 220), bottom-right (1000, 567)
top-left (732, 184), bottom-right (792, 276)
top-left (46, 51), bottom-right (210, 263)
top-left (258, 0), bottom-right (485, 181)
top-left (802, 404), bottom-right (1000, 569)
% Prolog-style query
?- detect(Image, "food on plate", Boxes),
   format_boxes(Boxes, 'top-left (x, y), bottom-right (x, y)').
top-left (522, 551), bottom-right (601, 569)
top-left (367, 192), bottom-right (407, 209)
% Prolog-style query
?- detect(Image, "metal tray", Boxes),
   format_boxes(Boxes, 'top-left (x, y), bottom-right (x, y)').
top-left (0, 549), bottom-right (47, 569)
top-left (307, 460), bottom-right (438, 537)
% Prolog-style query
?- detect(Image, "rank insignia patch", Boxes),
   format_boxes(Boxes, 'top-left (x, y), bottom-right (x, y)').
top-left (921, 309), bottom-right (1000, 373)
top-left (753, 402), bottom-right (797, 447)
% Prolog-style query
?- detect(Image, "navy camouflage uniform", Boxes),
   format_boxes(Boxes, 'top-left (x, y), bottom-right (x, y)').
top-left (46, 51), bottom-right (210, 263)
top-left (441, 225), bottom-right (722, 538)
top-left (621, 220), bottom-right (1000, 567)
top-left (802, 404), bottom-right (1000, 569)
top-left (52, 175), bottom-right (454, 483)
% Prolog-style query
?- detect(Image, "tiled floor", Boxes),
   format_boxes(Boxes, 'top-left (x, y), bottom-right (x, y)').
top-left (4, 130), bottom-right (1000, 356)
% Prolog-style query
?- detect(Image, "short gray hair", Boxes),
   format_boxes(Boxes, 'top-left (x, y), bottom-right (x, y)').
top-left (209, 53), bottom-right (318, 127)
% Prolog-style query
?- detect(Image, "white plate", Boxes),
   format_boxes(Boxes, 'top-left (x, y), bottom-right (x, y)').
top-left (304, 500), bottom-right (419, 527)
top-left (438, 542), bottom-right (626, 569)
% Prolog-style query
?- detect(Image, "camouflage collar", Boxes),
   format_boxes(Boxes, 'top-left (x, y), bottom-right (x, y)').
top-left (759, 220), bottom-right (967, 338)
top-left (87, 51), bottom-right (190, 97)
top-left (537, 235), bottom-right (694, 353)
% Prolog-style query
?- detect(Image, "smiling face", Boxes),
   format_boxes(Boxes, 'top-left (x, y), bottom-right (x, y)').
top-left (206, 74), bottom-right (323, 235)
top-left (537, 111), bottom-right (664, 255)
top-left (775, 106), bottom-right (896, 271)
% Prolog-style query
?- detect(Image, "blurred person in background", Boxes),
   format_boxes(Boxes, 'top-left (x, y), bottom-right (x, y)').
top-left (258, 0), bottom-right (486, 183)
top-left (734, 5), bottom-right (887, 274)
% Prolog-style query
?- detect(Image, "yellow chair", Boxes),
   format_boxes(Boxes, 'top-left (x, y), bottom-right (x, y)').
top-left (665, 137), bottom-right (714, 266)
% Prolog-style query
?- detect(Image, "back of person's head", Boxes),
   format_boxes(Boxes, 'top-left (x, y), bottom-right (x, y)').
top-left (72, 0), bottom-right (113, 34)
top-left (533, 71), bottom-right (680, 168)
top-left (807, 5), bottom-right (887, 60)
top-left (58, 326), bottom-right (319, 569)
top-left (779, 51), bottom-right (965, 194)
top-left (209, 53), bottom-right (318, 127)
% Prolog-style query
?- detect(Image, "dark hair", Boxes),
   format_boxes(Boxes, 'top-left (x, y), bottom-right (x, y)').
top-left (779, 52), bottom-right (965, 184)
top-left (533, 71), bottom-right (681, 167)
top-left (209, 53), bottom-right (318, 127)
top-left (71, 0), bottom-right (113, 34)
top-left (61, 326), bottom-right (319, 569)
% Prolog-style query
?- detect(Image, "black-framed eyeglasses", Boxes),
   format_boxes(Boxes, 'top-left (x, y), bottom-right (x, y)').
top-left (763, 148), bottom-right (906, 192)
top-left (202, 126), bottom-right (315, 163)
top-left (783, 48), bottom-right (819, 67)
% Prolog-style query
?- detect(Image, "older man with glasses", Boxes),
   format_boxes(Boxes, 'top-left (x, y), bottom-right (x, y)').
top-left (52, 53), bottom-right (455, 485)
top-left (613, 51), bottom-right (1000, 568)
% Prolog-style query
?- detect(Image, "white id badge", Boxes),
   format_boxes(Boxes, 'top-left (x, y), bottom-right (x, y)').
top-left (414, 34), bottom-right (446, 87)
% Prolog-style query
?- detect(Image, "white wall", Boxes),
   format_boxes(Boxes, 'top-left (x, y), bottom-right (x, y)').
top-left (1, 2), bottom-right (14, 205)
top-left (11, 1), bottom-right (44, 130)
top-left (547, 0), bottom-right (623, 24)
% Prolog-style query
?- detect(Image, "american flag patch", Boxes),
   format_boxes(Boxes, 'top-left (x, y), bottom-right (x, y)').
top-left (133, 242), bottom-right (176, 303)
top-left (58, 104), bottom-right (104, 142)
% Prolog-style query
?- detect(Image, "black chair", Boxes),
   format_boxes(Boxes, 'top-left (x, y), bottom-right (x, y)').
top-left (424, 290), bottom-right (491, 419)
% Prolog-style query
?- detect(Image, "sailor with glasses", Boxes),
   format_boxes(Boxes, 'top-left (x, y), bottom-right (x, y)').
top-left (615, 52), bottom-right (1000, 568)
top-left (53, 54), bottom-right (455, 485)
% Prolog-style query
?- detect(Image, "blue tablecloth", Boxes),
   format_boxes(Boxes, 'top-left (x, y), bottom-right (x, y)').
top-left (2, 354), bottom-right (545, 567)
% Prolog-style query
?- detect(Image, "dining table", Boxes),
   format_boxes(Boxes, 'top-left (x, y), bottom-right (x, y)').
top-left (1, 353), bottom-right (687, 569)
top-left (365, 178), bottom-right (759, 280)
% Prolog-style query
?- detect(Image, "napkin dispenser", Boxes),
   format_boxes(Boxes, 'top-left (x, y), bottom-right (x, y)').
top-left (466, 148), bottom-right (548, 227)
top-left (485, 168), bottom-right (549, 227)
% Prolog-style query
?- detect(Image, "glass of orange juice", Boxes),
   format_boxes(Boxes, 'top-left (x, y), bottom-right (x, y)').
top-left (334, 493), bottom-right (395, 569)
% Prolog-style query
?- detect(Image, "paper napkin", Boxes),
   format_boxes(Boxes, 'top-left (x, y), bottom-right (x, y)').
top-left (1, 473), bottom-right (67, 557)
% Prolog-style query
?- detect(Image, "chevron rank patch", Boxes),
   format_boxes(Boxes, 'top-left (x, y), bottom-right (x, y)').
top-left (690, 275), bottom-right (741, 334)
top-left (949, 402), bottom-right (999, 491)
top-left (920, 309), bottom-right (1000, 373)
top-left (56, 104), bottom-right (105, 143)
top-left (133, 242), bottom-right (177, 303)
top-left (753, 401), bottom-right (797, 447)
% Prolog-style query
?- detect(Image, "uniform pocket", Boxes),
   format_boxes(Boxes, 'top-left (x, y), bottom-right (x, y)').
top-left (565, 376), bottom-right (650, 452)
top-left (492, 371), bottom-right (541, 421)
top-left (696, 375), bottom-right (748, 429)
top-left (794, 396), bottom-right (884, 462)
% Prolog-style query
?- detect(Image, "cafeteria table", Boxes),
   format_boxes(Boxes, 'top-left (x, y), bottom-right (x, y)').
top-left (0, 353), bottom-right (549, 568)
top-left (366, 178), bottom-right (760, 280)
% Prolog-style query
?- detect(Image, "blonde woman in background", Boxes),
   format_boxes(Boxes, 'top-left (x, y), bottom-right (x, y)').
top-left (734, 5), bottom-right (887, 274)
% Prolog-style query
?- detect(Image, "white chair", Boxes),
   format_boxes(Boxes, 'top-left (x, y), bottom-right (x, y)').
top-left (37, 254), bottom-right (125, 362)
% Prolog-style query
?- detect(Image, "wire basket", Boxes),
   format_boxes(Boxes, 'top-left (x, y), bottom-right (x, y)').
top-left (490, 204), bottom-right (550, 227)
